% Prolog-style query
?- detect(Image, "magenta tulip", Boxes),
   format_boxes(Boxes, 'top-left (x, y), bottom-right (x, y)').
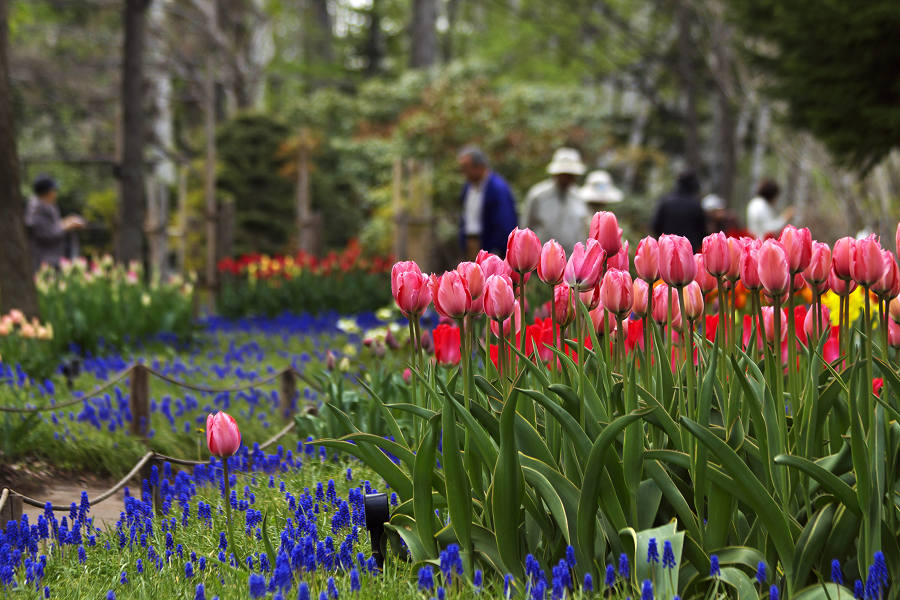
top-left (701, 232), bottom-right (730, 278)
top-left (607, 240), bottom-right (630, 272)
top-left (740, 239), bottom-right (763, 291)
top-left (207, 411), bottom-right (241, 457)
top-left (600, 269), bottom-right (633, 317)
top-left (682, 281), bottom-right (704, 321)
top-left (803, 305), bottom-right (830, 341)
top-left (457, 262), bottom-right (485, 300)
top-left (391, 261), bottom-right (422, 300)
top-left (779, 226), bottom-right (812, 274)
top-left (850, 234), bottom-right (886, 286)
top-left (632, 279), bottom-right (650, 317)
top-left (828, 268), bottom-right (857, 296)
top-left (483, 274), bottom-right (516, 320)
top-left (757, 239), bottom-right (790, 295)
top-left (589, 211), bottom-right (623, 257)
top-left (477, 252), bottom-right (512, 280)
top-left (537, 240), bottom-right (567, 286)
top-left (634, 236), bottom-right (659, 282)
top-left (832, 237), bottom-right (854, 281)
top-left (873, 251), bottom-right (900, 299)
top-left (553, 284), bottom-right (576, 327)
top-left (393, 270), bottom-right (432, 317)
top-left (761, 307), bottom-right (787, 345)
top-left (431, 271), bottom-right (471, 319)
top-left (694, 254), bottom-right (718, 294)
top-left (564, 239), bottom-right (606, 291)
top-left (658, 234), bottom-right (696, 287)
top-left (803, 242), bottom-right (831, 287)
top-left (652, 283), bottom-right (680, 326)
top-left (506, 228), bottom-right (542, 274)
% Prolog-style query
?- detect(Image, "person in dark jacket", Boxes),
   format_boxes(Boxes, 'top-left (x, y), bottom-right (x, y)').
top-left (457, 146), bottom-right (518, 259)
top-left (651, 171), bottom-right (707, 251)
top-left (24, 175), bottom-right (84, 272)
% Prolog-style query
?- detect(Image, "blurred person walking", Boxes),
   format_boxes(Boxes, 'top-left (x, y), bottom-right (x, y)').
top-left (746, 178), bottom-right (793, 239)
top-left (24, 175), bottom-right (84, 272)
top-left (457, 146), bottom-right (517, 259)
top-left (651, 171), bottom-right (707, 251)
top-left (521, 147), bottom-right (590, 252)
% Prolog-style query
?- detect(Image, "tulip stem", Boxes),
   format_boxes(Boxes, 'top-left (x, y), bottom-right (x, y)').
top-left (880, 297), bottom-right (889, 360)
top-left (518, 277), bottom-right (527, 374)
top-left (863, 286), bottom-right (874, 430)
top-left (577, 296), bottom-right (587, 429)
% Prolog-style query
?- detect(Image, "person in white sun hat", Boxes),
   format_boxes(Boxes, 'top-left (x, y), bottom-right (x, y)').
top-left (522, 147), bottom-right (590, 252)
top-left (580, 170), bottom-right (624, 212)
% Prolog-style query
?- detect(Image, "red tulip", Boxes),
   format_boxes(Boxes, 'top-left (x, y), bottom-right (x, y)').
top-left (579, 284), bottom-right (602, 311)
top-left (850, 234), bottom-right (886, 286)
top-left (701, 232), bottom-right (730, 278)
top-left (537, 240), bottom-right (567, 286)
top-left (682, 281), bottom-right (704, 321)
top-left (873, 251), bottom-right (900, 299)
top-left (658, 234), bottom-right (696, 287)
top-left (803, 242), bottom-right (831, 287)
top-left (725, 237), bottom-right (746, 281)
top-left (206, 411), bottom-right (241, 457)
top-left (430, 271), bottom-right (471, 319)
top-left (477, 252), bottom-right (512, 280)
top-left (652, 283), bottom-right (680, 326)
top-left (600, 269), bottom-right (634, 317)
top-left (589, 211), bottom-right (623, 257)
top-left (553, 284), bottom-right (576, 327)
top-left (506, 227), bottom-right (542, 274)
top-left (779, 226), bottom-right (812, 274)
top-left (564, 239), bottom-right (606, 291)
top-left (828, 268), bottom-right (857, 297)
top-left (483, 274), bottom-right (516, 320)
top-left (761, 306), bottom-right (787, 345)
top-left (607, 240), bottom-right (630, 272)
top-left (832, 236), bottom-right (855, 280)
top-left (694, 254), bottom-right (718, 294)
top-left (757, 239), bottom-right (790, 295)
top-left (391, 261), bottom-right (422, 300)
top-left (740, 239), bottom-right (763, 291)
top-left (433, 323), bottom-right (461, 365)
top-left (634, 236), bottom-right (659, 282)
top-left (392, 270), bottom-right (432, 317)
top-left (632, 279), bottom-right (650, 317)
top-left (457, 262), bottom-right (485, 300)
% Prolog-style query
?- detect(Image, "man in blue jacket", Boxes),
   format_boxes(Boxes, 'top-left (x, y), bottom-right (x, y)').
top-left (457, 146), bottom-right (518, 259)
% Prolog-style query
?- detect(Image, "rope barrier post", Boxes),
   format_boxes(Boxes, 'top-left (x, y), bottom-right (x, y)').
top-left (280, 369), bottom-right (297, 423)
top-left (129, 365), bottom-right (150, 441)
top-left (0, 491), bottom-right (22, 524)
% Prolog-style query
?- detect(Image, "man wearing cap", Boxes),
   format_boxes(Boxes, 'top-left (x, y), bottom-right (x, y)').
top-left (522, 148), bottom-right (590, 251)
top-left (24, 175), bottom-right (85, 272)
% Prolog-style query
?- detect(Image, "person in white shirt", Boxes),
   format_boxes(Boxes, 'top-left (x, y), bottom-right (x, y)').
top-left (521, 148), bottom-right (590, 252)
top-left (746, 179), bottom-right (794, 239)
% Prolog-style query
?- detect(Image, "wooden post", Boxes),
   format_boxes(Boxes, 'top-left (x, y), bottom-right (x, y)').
top-left (139, 457), bottom-right (162, 515)
top-left (296, 130), bottom-right (311, 253)
top-left (129, 365), bottom-right (150, 442)
top-left (280, 369), bottom-right (297, 422)
top-left (204, 0), bottom-right (219, 308)
top-left (0, 489), bottom-right (23, 525)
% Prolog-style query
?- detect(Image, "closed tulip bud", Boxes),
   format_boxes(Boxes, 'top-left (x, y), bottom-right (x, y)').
top-left (873, 251), bottom-right (900, 299)
top-left (491, 300), bottom-right (522, 337)
top-left (652, 284), bottom-right (680, 325)
top-left (326, 351), bottom-right (337, 371)
top-left (891, 297), bottom-right (900, 324)
top-left (658, 234), bottom-right (696, 287)
top-left (477, 252), bottom-right (512, 280)
top-left (483, 275), bottom-right (516, 320)
top-left (600, 269), bottom-right (633, 317)
top-left (850, 234), bottom-right (886, 286)
top-left (803, 305), bottom-right (830, 341)
top-left (590, 306), bottom-right (617, 334)
top-left (632, 279), bottom-right (650, 317)
top-left (634, 236), bottom-right (659, 282)
top-left (391, 261), bottom-right (421, 295)
top-left (694, 254), bottom-right (718, 294)
top-left (564, 239), bottom-right (606, 291)
top-left (430, 272), bottom-right (471, 319)
top-left (553, 284), bottom-right (576, 328)
top-left (761, 307), bottom-right (787, 345)
top-left (393, 270), bottom-right (432, 317)
top-left (890, 319), bottom-right (900, 348)
top-left (579, 284), bottom-right (602, 311)
top-left (607, 240), bottom-right (630, 272)
top-left (828, 268), bottom-right (857, 297)
top-left (701, 232), bottom-right (730, 278)
top-left (506, 228), bottom-right (542, 274)
top-left (589, 211), bottom-right (623, 257)
top-left (803, 242), bottom-right (832, 287)
top-left (832, 237), bottom-right (854, 280)
top-left (779, 226), bottom-right (813, 274)
top-left (456, 262), bottom-right (485, 300)
top-left (537, 240), bottom-right (567, 285)
top-left (682, 281), bottom-right (704, 321)
top-left (206, 412), bottom-right (241, 457)
top-left (725, 237), bottom-right (745, 281)
top-left (740, 240), bottom-right (762, 290)
top-left (757, 239), bottom-right (790, 296)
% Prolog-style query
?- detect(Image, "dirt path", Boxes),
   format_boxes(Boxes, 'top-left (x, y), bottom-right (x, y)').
top-left (21, 482), bottom-right (128, 528)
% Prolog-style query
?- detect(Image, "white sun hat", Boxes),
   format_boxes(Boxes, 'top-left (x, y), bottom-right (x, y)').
top-left (547, 147), bottom-right (587, 176)
top-left (702, 194), bottom-right (725, 212)
top-left (580, 170), bottom-right (623, 204)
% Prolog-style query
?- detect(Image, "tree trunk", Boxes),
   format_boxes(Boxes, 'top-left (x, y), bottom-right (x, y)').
top-left (750, 103), bottom-right (770, 195)
top-left (0, 0), bottom-right (39, 317)
top-left (410, 0), bottom-right (437, 69)
top-left (308, 0), bottom-right (333, 62)
top-left (116, 0), bottom-right (151, 265)
top-left (714, 86), bottom-right (737, 206)
top-left (675, 1), bottom-right (701, 174)
top-left (363, 0), bottom-right (384, 76)
top-left (441, 0), bottom-right (460, 62)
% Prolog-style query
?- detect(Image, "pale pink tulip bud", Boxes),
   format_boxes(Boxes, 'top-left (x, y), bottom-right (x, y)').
top-left (537, 240), bottom-right (567, 286)
top-left (564, 239), bottom-right (606, 291)
top-left (757, 239), bottom-right (790, 296)
top-left (779, 226), bottom-right (813, 274)
top-left (483, 274), bottom-right (516, 321)
top-left (579, 284), bottom-right (602, 311)
top-left (740, 239), bottom-right (763, 291)
top-left (682, 281), bottom-right (704, 321)
top-left (553, 284), bottom-right (576, 328)
top-left (803, 305), bottom-right (830, 341)
top-left (658, 234), bottom-right (696, 287)
top-left (761, 306), bottom-right (787, 345)
top-left (634, 236), bottom-right (659, 282)
top-left (725, 237), bottom-right (746, 281)
top-left (850, 234), bottom-right (886, 287)
top-left (651, 284), bottom-right (680, 325)
top-left (456, 262), bottom-right (485, 300)
top-left (430, 271), bottom-right (471, 319)
top-left (803, 242), bottom-right (832, 287)
top-left (694, 254), bottom-right (718, 294)
top-left (506, 227), bottom-right (542, 274)
top-left (632, 279), bottom-right (650, 317)
top-left (600, 269), bottom-right (633, 317)
top-left (606, 240), bottom-right (630, 272)
top-left (828, 268), bottom-right (857, 297)
top-left (832, 236), bottom-right (855, 280)
top-left (589, 211), bottom-right (623, 257)
top-left (701, 232), bottom-right (730, 278)
top-left (206, 411), bottom-right (242, 457)
top-left (873, 251), bottom-right (900, 299)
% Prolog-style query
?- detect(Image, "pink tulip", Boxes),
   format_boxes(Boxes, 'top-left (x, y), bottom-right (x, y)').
top-left (832, 237), bottom-right (854, 280)
top-left (740, 239), bottom-right (763, 291)
top-left (477, 252), bottom-right (512, 280)
top-left (634, 236), bottom-right (659, 282)
top-left (828, 268), bottom-right (857, 297)
top-left (430, 271), bottom-right (471, 319)
top-left (600, 269), bottom-right (633, 317)
top-left (757, 239), bottom-right (790, 295)
top-left (658, 234), bottom-right (696, 287)
top-left (891, 297), bottom-right (900, 323)
top-left (896, 222), bottom-right (900, 264)
top-left (632, 279), bottom-right (650, 317)
top-left (391, 261), bottom-right (422, 300)
top-left (537, 240), bottom-right (567, 286)
top-left (682, 281), bottom-right (704, 321)
top-left (701, 232), bottom-right (730, 278)
top-left (607, 240), bottom-right (630, 272)
top-left (564, 239), bottom-right (606, 291)
top-left (402, 368), bottom-right (412, 383)
top-left (725, 237), bottom-right (745, 281)
top-left (694, 254), bottom-right (718, 294)
top-left (890, 319), bottom-right (900, 348)
top-left (206, 411), bottom-right (241, 457)
top-left (761, 306), bottom-right (787, 345)
top-left (553, 284), bottom-right (576, 327)
top-left (779, 226), bottom-right (812, 274)
top-left (579, 284), bottom-right (602, 311)
top-left (803, 242), bottom-right (831, 287)
top-left (483, 274), bottom-right (516, 320)
top-left (393, 270), bottom-right (432, 317)
top-left (457, 262), bottom-right (485, 299)
top-left (873, 251), bottom-right (900, 299)
top-left (491, 300), bottom-right (522, 337)
top-left (803, 305), bottom-right (830, 341)
top-left (590, 306), bottom-right (617, 334)
top-left (850, 234), bottom-right (886, 287)
top-left (506, 228), bottom-right (541, 274)
top-left (651, 283), bottom-right (680, 326)
top-left (589, 211), bottom-right (623, 257)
